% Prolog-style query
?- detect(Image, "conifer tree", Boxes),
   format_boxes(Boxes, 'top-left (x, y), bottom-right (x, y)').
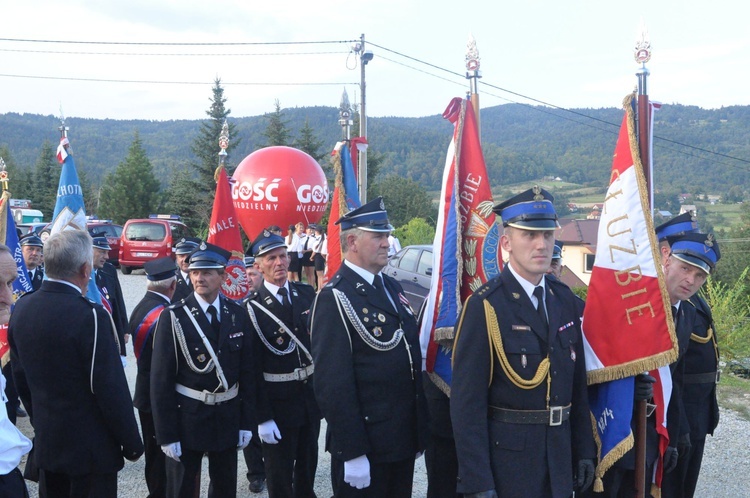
top-left (259, 100), bottom-right (292, 148)
top-left (28, 140), bottom-right (58, 219)
top-left (189, 78), bottom-right (240, 206)
top-left (293, 118), bottom-right (326, 162)
top-left (98, 131), bottom-right (160, 224)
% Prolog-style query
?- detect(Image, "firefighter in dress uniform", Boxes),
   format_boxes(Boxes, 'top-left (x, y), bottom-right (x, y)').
top-left (150, 242), bottom-right (260, 498)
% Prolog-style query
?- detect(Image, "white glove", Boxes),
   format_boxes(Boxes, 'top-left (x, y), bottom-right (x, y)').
top-left (237, 430), bottom-right (253, 450)
top-left (161, 442), bottom-right (182, 462)
top-left (258, 419), bottom-right (282, 444)
top-left (344, 454), bottom-right (370, 489)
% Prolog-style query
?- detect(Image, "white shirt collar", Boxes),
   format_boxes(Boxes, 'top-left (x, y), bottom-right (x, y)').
top-left (507, 262), bottom-right (546, 304)
top-left (193, 292), bottom-right (221, 319)
top-left (344, 259), bottom-right (381, 286)
top-left (264, 280), bottom-right (290, 304)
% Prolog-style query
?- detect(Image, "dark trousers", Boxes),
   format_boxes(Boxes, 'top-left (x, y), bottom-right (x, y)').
top-left (0, 468), bottom-right (28, 497)
top-left (661, 435), bottom-right (706, 498)
top-left (243, 433), bottom-right (265, 481)
top-left (331, 457), bottom-right (415, 498)
top-left (138, 410), bottom-right (167, 498)
top-left (423, 374), bottom-right (461, 498)
top-left (598, 463), bottom-right (657, 498)
top-left (263, 419), bottom-right (320, 498)
top-left (166, 447), bottom-right (236, 498)
top-left (38, 469), bottom-right (116, 498)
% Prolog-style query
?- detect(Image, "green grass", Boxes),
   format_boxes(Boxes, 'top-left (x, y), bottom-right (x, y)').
top-left (717, 372), bottom-right (750, 420)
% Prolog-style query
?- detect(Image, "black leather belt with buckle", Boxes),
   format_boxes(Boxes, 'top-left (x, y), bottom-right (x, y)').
top-left (683, 371), bottom-right (720, 384)
top-left (489, 404), bottom-right (572, 426)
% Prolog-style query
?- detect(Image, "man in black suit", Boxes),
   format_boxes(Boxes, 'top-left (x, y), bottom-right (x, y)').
top-left (172, 237), bottom-right (201, 304)
top-left (150, 242), bottom-right (258, 498)
top-left (245, 230), bottom-right (320, 497)
top-left (310, 197), bottom-right (428, 497)
top-left (241, 255), bottom-right (267, 494)
top-left (659, 232), bottom-right (721, 498)
top-left (20, 234), bottom-right (44, 291)
top-left (93, 237), bottom-right (129, 360)
top-left (451, 187), bottom-right (595, 498)
top-left (9, 229), bottom-right (143, 497)
top-left (131, 257), bottom-right (178, 498)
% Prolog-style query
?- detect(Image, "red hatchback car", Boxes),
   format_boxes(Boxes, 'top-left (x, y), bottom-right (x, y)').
top-left (118, 215), bottom-right (191, 274)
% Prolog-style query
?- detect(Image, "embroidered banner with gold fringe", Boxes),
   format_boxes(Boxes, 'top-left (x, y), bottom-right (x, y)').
top-left (582, 93), bottom-right (678, 492)
top-left (419, 97), bottom-right (502, 395)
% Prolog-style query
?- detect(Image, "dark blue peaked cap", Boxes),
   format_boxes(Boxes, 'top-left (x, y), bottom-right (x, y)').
top-left (187, 242), bottom-right (231, 270)
top-left (250, 230), bottom-right (287, 257)
top-left (92, 237), bottom-right (111, 251)
top-left (144, 257), bottom-right (178, 281)
top-left (552, 240), bottom-right (564, 260)
top-left (19, 234), bottom-right (43, 248)
top-left (335, 196), bottom-right (393, 232)
top-left (655, 212), bottom-right (698, 242)
top-left (174, 236), bottom-right (202, 255)
top-left (667, 232), bottom-right (720, 274)
top-left (493, 186), bottom-right (560, 230)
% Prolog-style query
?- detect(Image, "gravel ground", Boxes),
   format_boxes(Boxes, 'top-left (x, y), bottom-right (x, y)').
top-left (14, 270), bottom-right (743, 497)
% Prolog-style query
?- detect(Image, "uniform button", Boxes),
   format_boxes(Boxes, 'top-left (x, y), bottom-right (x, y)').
top-left (553, 370), bottom-right (557, 376)
top-left (364, 416), bottom-right (370, 421)
top-left (554, 395), bottom-right (559, 401)
top-left (549, 347), bottom-right (554, 352)
top-left (521, 347), bottom-right (527, 353)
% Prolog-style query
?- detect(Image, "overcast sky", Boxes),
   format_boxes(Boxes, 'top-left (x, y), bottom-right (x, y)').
top-left (0, 0), bottom-right (747, 121)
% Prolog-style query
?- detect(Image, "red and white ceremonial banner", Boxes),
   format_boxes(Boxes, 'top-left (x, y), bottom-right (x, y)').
top-left (582, 93), bottom-right (678, 384)
top-left (208, 166), bottom-right (250, 301)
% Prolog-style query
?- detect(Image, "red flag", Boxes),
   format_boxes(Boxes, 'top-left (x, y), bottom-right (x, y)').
top-left (419, 97), bottom-right (503, 392)
top-left (208, 166), bottom-right (250, 301)
top-left (582, 94), bottom-right (678, 492)
top-left (325, 142), bottom-right (361, 281)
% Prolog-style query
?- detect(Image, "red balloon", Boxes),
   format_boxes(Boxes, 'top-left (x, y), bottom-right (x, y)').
top-left (232, 146), bottom-right (328, 240)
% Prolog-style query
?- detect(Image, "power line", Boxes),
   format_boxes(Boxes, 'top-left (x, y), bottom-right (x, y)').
top-left (0, 37), bottom-right (356, 46)
top-left (0, 73), bottom-right (357, 86)
top-left (0, 48), bottom-right (348, 57)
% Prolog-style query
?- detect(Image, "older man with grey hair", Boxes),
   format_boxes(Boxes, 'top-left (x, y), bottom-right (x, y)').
top-left (9, 230), bottom-right (143, 498)
top-left (310, 197), bottom-right (428, 497)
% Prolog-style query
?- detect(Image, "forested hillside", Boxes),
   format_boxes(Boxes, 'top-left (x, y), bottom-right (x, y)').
top-left (1, 102), bottom-right (749, 195)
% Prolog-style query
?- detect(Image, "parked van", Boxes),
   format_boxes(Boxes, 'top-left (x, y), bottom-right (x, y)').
top-left (118, 215), bottom-right (191, 274)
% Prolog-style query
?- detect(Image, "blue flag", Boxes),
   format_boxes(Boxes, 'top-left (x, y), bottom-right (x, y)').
top-left (0, 193), bottom-right (33, 298)
top-left (50, 140), bottom-right (102, 304)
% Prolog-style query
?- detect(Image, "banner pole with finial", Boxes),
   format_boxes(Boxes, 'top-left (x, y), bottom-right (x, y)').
top-left (633, 20), bottom-right (652, 498)
top-left (465, 34), bottom-right (482, 140)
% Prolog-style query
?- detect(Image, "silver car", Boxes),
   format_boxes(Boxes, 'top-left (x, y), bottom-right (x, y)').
top-left (383, 244), bottom-right (433, 312)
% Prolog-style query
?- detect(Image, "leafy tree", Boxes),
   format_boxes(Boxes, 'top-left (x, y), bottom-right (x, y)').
top-left (259, 100), bottom-right (292, 148)
top-left (27, 141), bottom-right (58, 219)
top-left (713, 203), bottom-right (750, 302)
top-left (293, 118), bottom-right (326, 162)
top-left (368, 175), bottom-right (436, 228)
top-left (704, 268), bottom-right (750, 360)
top-left (395, 217), bottom-right (435, 247)
top-left (78, 168), bottom-right (100, 217)
top-left (98, 132), bottom-right (161, 224)
top-left (189, 78), bottom-right (240, 218)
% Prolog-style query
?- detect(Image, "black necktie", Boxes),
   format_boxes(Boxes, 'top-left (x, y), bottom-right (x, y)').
top-left (672, 305), bottom-right (678, 325)
top-left (533, 286), bottom-right (548, 328)
top-left (278, 287), bottom-right (292, 314)
top-left (207, 304), bottom-right (221, 337)
top-left (375, 276), bottom-right (395, 310)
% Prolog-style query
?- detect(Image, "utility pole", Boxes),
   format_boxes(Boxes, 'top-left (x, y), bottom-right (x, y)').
top-left (354, 34), bottom-right (373, 203)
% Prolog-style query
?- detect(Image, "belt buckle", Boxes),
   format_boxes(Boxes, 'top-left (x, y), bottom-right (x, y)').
top-left (294, 366), bottom-right (309, 381)
top-left (549, 406), bottom-right (563, 426)
top-left (202, 392), bottom-right (217, 405)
